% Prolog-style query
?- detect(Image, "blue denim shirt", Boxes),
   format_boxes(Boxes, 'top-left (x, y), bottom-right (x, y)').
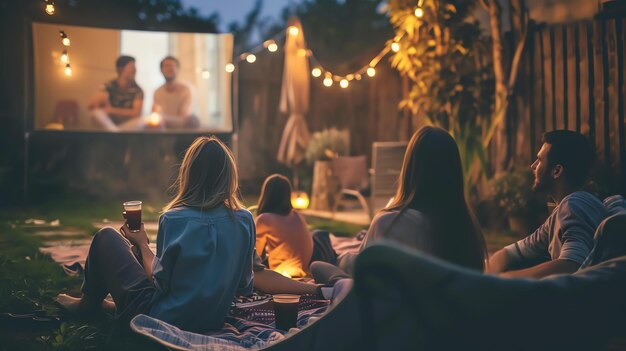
top-left (149, 206), bottom-right (255, 333)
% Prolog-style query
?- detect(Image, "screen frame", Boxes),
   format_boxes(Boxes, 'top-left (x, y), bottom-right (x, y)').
top-left (26, 18), bottom-right (236, 137)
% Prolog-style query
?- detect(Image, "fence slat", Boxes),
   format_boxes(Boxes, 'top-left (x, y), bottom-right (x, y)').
top-left (606, 19), bottom-right (620, 179)
top-left (554, 26), bottom-right (566, 129)
top-left (534, 29), bottom-right (546, 151)
top-left (593, 20), bottom-right (605, 158)
top-left (543, 29), bottom-right (555, 132)
top-left (621, 18), bottom-right (626, 193)
top-left (566, 25), bottom-right (578, 131)
top-left (579, 23), bottom-right (591, 137)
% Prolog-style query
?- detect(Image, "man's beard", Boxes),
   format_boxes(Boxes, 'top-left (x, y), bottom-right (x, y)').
top-left (532, 170), bottom-right (553, 193)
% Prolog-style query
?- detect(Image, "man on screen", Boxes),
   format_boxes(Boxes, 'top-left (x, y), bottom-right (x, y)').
top-left (89, 55), bottom-right (144, 131)
top-left (152, 56), bottom-right (199, 130)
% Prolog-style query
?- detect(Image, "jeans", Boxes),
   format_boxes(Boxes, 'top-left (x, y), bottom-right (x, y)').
top-left (81, 227), bottom-right (155, 321)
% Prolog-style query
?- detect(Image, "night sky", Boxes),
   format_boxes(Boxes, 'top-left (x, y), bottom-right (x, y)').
top-left (180, 0), bottom-right (297, 30)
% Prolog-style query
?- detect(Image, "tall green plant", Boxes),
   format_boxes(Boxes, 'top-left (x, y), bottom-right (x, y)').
top-left (385, 0), bottom-right (495, 189)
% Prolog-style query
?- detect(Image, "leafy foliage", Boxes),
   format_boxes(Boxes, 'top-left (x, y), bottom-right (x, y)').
top-left (385, 0), bottom-right (495, 187)
top-left (305, 128), bottom-right (349, 164)
top-left (489, 170), bottom-right (544, 216)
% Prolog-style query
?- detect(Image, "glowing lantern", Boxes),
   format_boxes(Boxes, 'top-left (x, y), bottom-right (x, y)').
top-left (291, 191), bottom-right (310, 209)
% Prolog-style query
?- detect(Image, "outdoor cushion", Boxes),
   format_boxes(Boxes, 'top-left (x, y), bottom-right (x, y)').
top-left (580, 212), bottom-right (626, 269)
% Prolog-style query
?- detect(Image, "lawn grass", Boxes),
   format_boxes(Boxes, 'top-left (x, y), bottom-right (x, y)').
top-left (0, 196), bottom-right (522, 349)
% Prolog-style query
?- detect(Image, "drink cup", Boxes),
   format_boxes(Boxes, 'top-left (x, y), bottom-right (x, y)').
top-left (122, 201), bottom-right (142, 232)
top-left (273, 294), bottom-right (300, 331)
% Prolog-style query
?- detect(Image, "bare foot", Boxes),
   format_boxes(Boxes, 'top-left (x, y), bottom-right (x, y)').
top-left (102, 298), bottom-right (116, 313)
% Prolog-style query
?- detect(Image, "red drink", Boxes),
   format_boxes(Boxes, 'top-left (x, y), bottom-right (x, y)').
top-left (123, 201), bottom-right (142, 232)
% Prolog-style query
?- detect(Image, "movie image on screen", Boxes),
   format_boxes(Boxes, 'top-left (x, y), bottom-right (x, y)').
top-left (32, 22), bottom-right (234, 133)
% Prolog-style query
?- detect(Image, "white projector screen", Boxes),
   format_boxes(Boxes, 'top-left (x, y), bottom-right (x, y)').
top-left (32, 22), bottom-right (234, 133)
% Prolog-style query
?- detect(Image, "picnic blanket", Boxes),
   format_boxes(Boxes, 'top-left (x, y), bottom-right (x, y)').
top-left (131, 294), bottom-right (330, 351)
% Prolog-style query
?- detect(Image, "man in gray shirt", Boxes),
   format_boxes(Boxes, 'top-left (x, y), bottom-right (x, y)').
top-left (152, 56), bottom-right (199, 130)
top-left (487, 130), bottom-right (607, 278)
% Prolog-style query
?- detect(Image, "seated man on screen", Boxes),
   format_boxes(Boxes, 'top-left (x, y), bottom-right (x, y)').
top-left (89, 55), bottom-right (144, 132)
top-left (487, 130), bottom-right (607, 278)
top-left (152, 56), bottom-right (199, 130)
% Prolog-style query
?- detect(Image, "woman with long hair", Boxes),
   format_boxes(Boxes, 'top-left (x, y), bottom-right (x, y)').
top-left (56, 136), bottom-right (256, 332)
top-left (311, 126), bottom-right (487, 283)
top-left (255, 174), bottom-right (315, 278)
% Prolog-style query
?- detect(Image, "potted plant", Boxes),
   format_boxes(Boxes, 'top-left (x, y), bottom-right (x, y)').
top-left (489, 170), bottom-right (544, 235)
top-left (305, 128), bottom-right (349, 211)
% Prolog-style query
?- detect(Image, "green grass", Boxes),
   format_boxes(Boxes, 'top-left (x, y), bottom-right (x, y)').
top-left (0, 195), bottom-right (522, 349)
top-left (0, 197), bottom-right (165, 350)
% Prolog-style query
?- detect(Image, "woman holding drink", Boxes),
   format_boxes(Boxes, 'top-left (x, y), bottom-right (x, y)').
top-left (56, 136), bottom-right (256, 332)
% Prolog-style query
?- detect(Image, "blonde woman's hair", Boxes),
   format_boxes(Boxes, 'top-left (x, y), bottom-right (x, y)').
top-left (163, 136), bottom-right (244, 212)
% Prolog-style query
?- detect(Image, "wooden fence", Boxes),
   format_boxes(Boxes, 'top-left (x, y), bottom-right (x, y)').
top-left (508, 10), bottom-right (626, 193)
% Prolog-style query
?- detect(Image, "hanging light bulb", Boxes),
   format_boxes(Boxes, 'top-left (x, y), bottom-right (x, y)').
top-left (288, 26), bottom-right (299, 36)
top-left (414, 7), bottom-right (424, 18)
top-left (340, 79), bottom-right (349, 89)
top-left (64, 63), bottom-right (72, 76)
top-left (60, 31), bottom-right (70, 47)
top-left (246, 54), bottom-right (256, 63)
top-left (367, 67), bottom-right (376, 77)
top-left (297, 48), bottom-right (307, 57)
top-left (45, 1), bottom-right (55, 15)
top-left (225, 63), bottom-right (235, 73)
top-left (323, 77), bottom-right (333, 87)
top-left (311, 67), bottom-right (322, 77)
top-left (355, 74), bottom-right (362, 81)
top-left (60, 50), bottom-right (69, 64)
top-left (264, 40), bottom-right (278, 52)
top-left (391, 42), bottom-right (400, 52)
top-left (201, 69), bottom-right (210, 79)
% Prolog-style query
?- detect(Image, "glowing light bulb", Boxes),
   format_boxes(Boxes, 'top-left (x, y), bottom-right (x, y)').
top-left (201, 70), bottom-right (210, 79)
top-left (355, 74), bottom-right (362, 81)
top-left (45, 4), bottom-right (55, 15)
top-left (64, 64), bottom-right (72, 76)
top-left (147, 112), bottom-right (162, 127)
top-left (60, 50), bottom-right (69, 64)
top-left (311, 67), bottom-right (322, 77)
top-left (288, 26), bottom-right (299, 36)
top-left (268, 43), bottom-right (278, 52)
top-left (391, 42), bottom-right (400, 52)
top-left (225, 63), bottom-right (235, 73)
top-left (246, 54), bottom-right (256, 63)
top-left (367, 67), bottom-right (376, 77)
top-left (297, 48), bottom-right (307, 57)
top-left (340, 79), bottom-right (349, 89)
top-left (415, 7), bottom-right (424, 18)
top-left (323, 77), bottom-right (333, 87)
top-left (62, 37), bottom-right (70, 46)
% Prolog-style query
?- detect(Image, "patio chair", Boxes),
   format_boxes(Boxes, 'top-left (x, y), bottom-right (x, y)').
top-left (331, 155), bottom-right (372, 221)
top-left (370, 141), bottom-right (407, 198)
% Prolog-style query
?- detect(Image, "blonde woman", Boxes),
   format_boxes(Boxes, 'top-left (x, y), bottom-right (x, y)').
top-left (57, 136), bottom-right (255, 332)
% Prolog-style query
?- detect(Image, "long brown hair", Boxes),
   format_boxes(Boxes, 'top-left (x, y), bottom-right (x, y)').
top-left (163, 136), bottom-right (244, 212)
top-left (257, 174), bottom-right (293, 216)
top-left (385, 126), bottom-right (487, 271)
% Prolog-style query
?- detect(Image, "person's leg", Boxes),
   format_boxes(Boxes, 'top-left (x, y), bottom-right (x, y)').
top-left (310, 261), bottom-right (351, 285)
top-left (310, 230), bottom-right (338, 266)
top-left (58, 227), bottom-right (154, 319)
top-left (90, 109), bottom-right (119, 131)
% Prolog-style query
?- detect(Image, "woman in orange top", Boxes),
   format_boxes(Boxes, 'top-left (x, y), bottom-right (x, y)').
top-left (255, 174), bottom-right (314, 278)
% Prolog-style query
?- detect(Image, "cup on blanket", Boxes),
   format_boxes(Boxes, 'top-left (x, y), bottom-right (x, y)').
top-left (122, 201), bottom-right (142, 232)
top-left (273, 294), bottom-right (300, 331)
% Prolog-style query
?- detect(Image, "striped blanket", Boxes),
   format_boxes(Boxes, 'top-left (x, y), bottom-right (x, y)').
top-left (131, 294), bottom-right (329, 350)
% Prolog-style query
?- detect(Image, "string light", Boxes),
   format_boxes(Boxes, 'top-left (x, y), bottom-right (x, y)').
top-left (60, 31), bottom-right (70, 46)
top-left (311, 67), bottom-right (322, 77)
top-left (340, 79), bottom-right (349, 89)
top-left (201, 69), bottom-right (210, 79)
top-left (391, 42), bottom-right (400, 52)
top-left (225, 63), bottom-right (235, 73)
top-left (288, 26), bottom-right (299, 36)
top-left (264, 39), bottom-right (278, 52)
top-left (367, 67), bottom-right (376, 77)
top-left (323, 76), bottom-right (333, 87)
top-left (414, 7), bottom-right (424, 18)
top-left (45, 0), bottom-right (55, 15)
top-left (245, 54), bottom-right (256, 63)
top-left (60, 50), bottom-right (69, 64)
top-left (64, 63), bottom-right (72, 76)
